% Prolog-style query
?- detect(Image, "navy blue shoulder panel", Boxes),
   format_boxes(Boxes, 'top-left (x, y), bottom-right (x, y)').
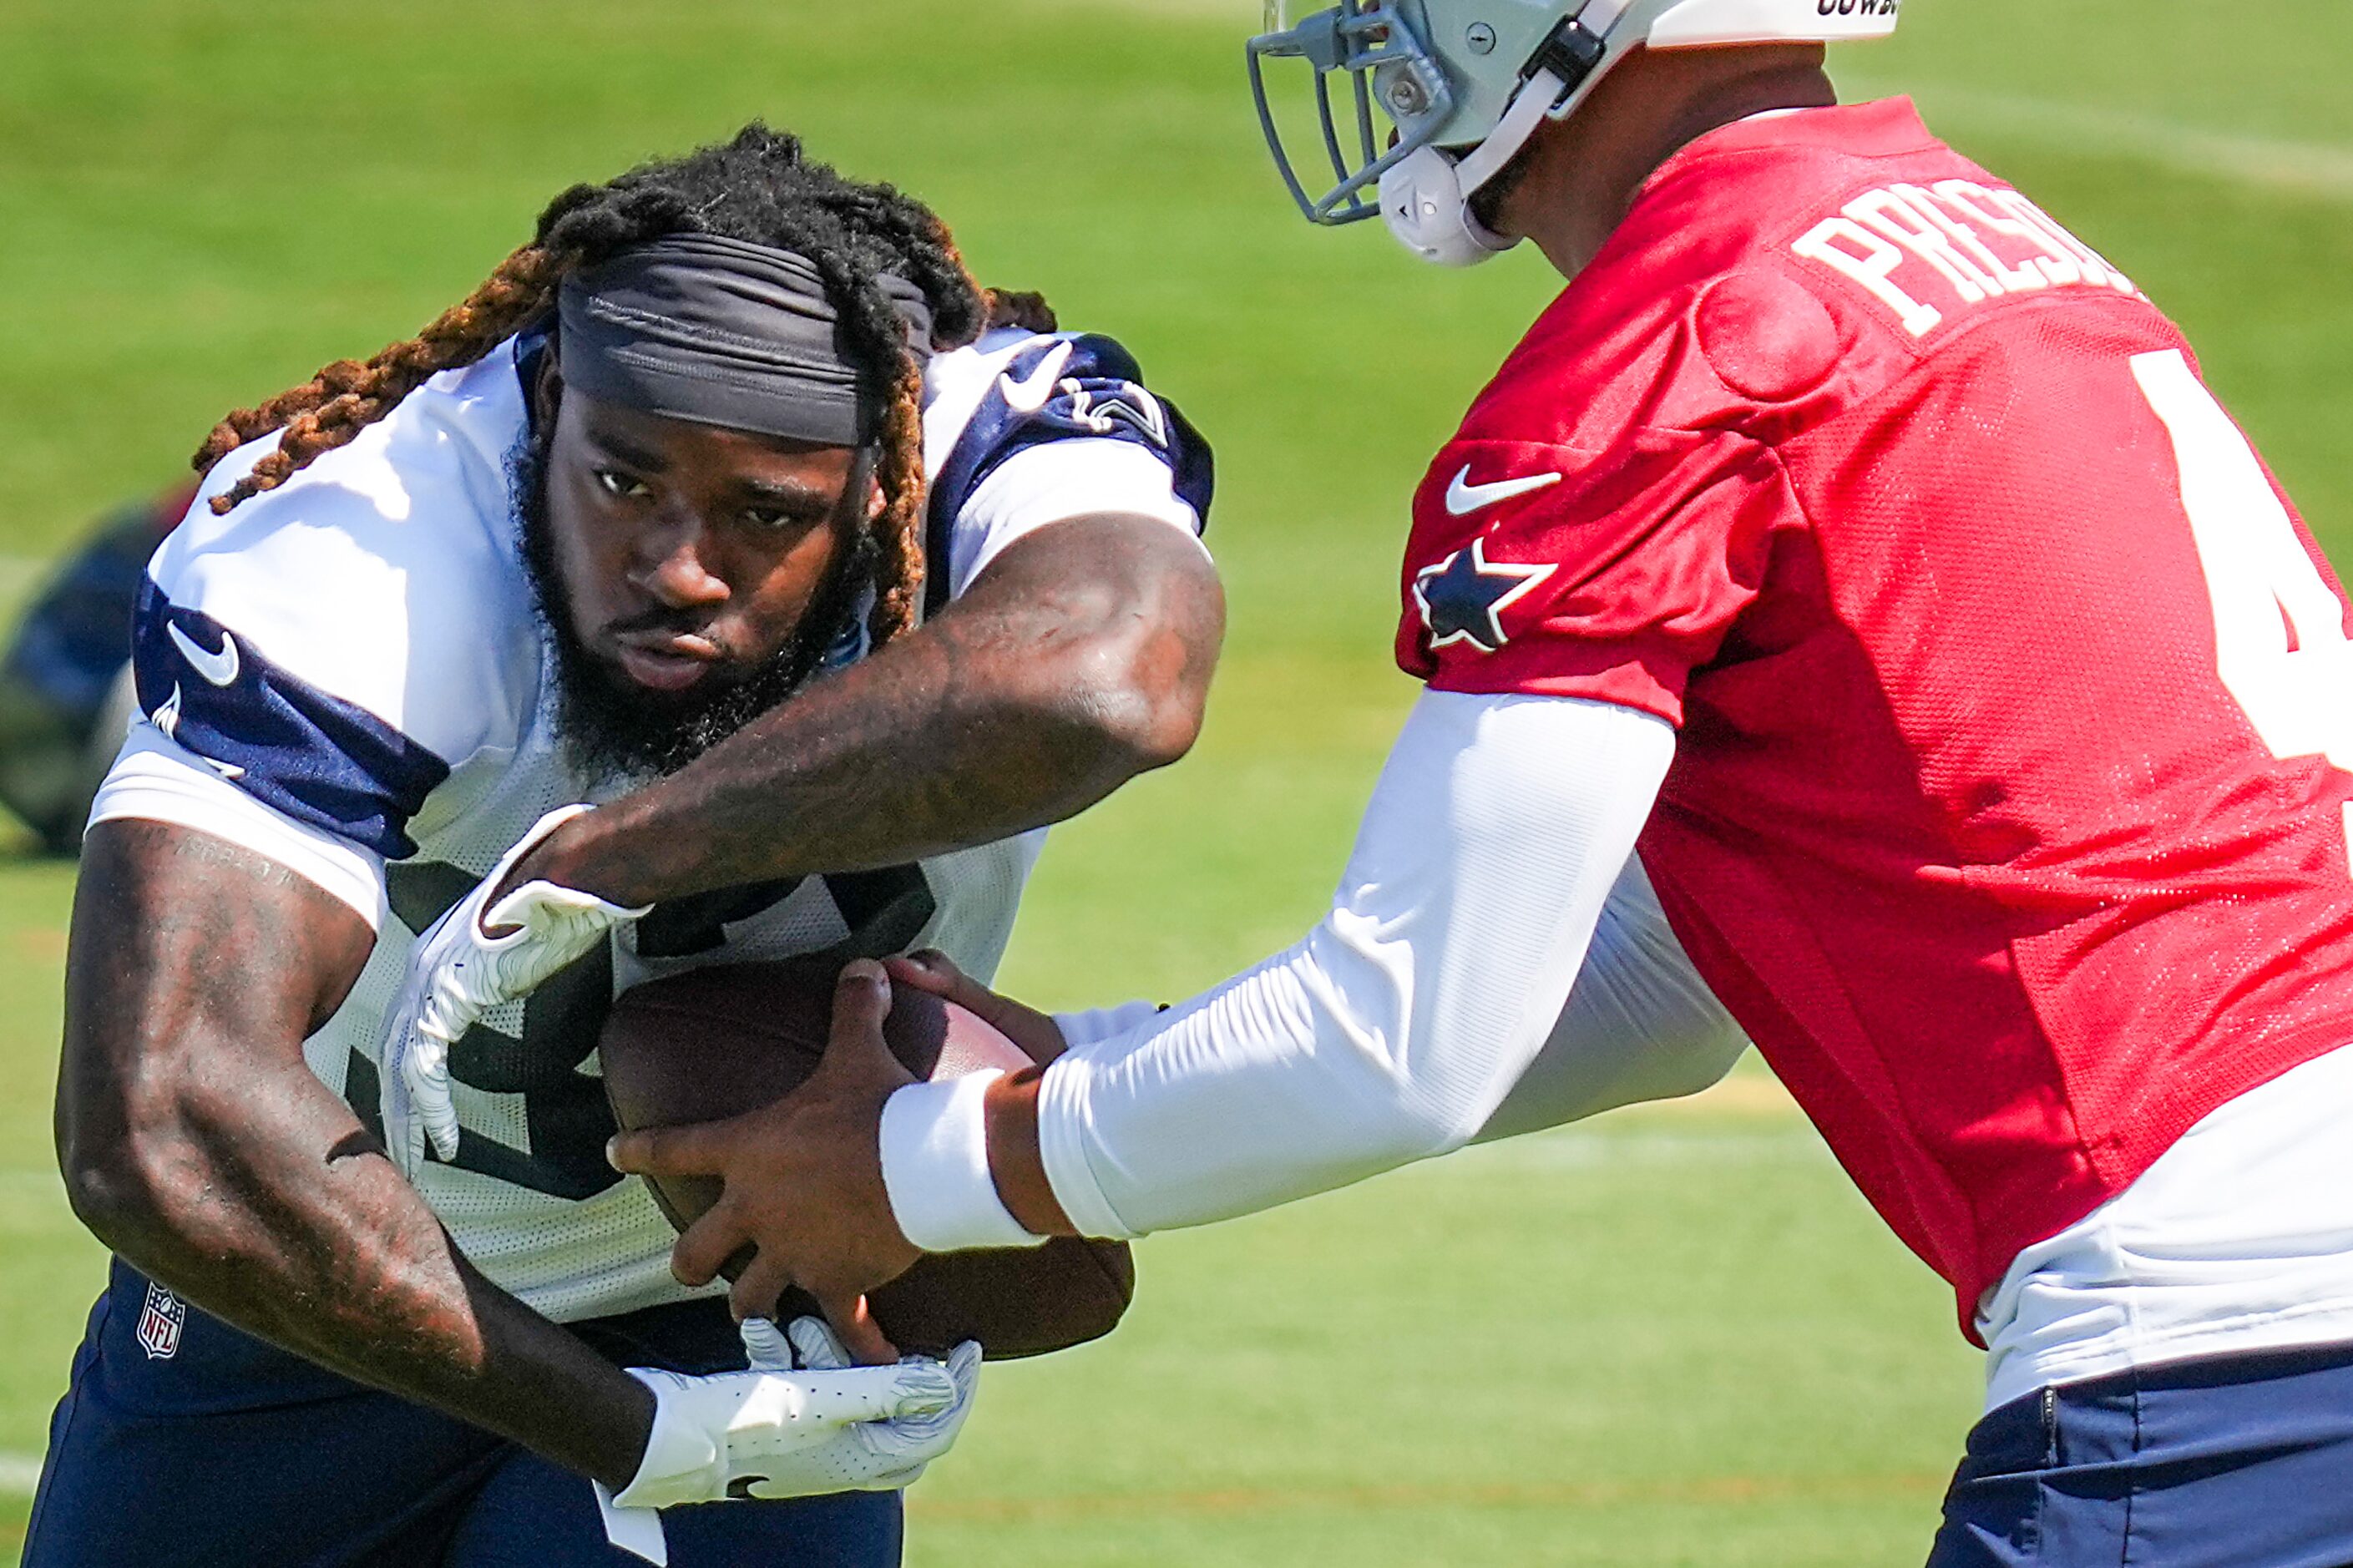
top-left (925, 334), bottom-right (1215, 615)
top-left (131, 579), bottom-right (452, 859)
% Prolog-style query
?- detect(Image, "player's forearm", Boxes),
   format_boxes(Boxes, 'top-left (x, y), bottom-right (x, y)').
top-left (533, 515), bottom-right (1223, 906)
top-left (87, 1076), bottom-right (655, 1485)
top-left (913, 693), bottom-right (1677, 1242)
top-left (57, 822), bottom-right (655, 1487)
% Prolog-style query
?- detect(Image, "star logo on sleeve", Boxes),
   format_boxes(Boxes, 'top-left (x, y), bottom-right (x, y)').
top-left (1412, 537), bottom-right (1555, 654)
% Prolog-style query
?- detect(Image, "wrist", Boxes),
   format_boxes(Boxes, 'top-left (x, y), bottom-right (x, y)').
top-left (514, 809), bottom-right (647, 908)
top-left (595, 1364), bottom-right (664, 1492)
top-left (983, 1067), bottom-right (1077, 1235)
top-left (610, 1368), bottom-right (724, 1508)
top-left (878, 1073), bottom-right (1048, 1252)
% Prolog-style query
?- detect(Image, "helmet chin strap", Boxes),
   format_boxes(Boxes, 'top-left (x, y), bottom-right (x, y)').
top-left (1379, 66), bottom-right (1570, 267)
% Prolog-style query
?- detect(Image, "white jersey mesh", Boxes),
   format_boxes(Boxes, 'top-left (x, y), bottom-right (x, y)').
top-left (312, 682), bottom-right (1043, 1323)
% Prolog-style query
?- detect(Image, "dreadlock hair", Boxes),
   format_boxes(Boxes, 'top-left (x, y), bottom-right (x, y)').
top-left (192, 124), bottom-right (1057, 645)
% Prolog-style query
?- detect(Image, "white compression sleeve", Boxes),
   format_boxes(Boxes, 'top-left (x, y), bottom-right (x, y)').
top-left (1472, 854), bottom-right (1747, 1144)
top-left (1033, 690), bottom-right (1676, 1239)
top-left (1052, 1000), bottom-right (1166, 1051)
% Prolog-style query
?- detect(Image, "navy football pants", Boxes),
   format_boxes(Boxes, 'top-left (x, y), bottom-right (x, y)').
top-left (1929, 1341), bottom-right (2353, 1565)
top-left (23, 1262), bottom-right (901, 1567)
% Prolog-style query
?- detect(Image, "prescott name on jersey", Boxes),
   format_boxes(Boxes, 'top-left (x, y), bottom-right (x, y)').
top-left (94, 325), bottom-right (1212, 1323)
top-left (1397, 98), bottom-right (2353, 1331)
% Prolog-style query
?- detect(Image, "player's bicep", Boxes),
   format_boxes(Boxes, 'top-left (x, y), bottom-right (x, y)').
top-left (1035, 691), bottom-right (1678, 1237)
top-left (929, 509), bottom-right (1223, 781)
top-left (958, 509), bottom-right (1224, 685)
top-left (70, 817), bottom-right (377, 1053)
top-left (94, 721), bottom-right (390, 926)
top-left (1305, 690), bottom-right (1679, 1134)
top-left (66, 726), bottom-right (387, 1141)
top-left (58, 817), bottom-right (377, 1216)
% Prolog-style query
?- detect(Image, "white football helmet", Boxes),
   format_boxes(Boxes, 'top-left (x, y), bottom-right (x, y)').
top-left (1247, 0), bottom-right (1901, 265)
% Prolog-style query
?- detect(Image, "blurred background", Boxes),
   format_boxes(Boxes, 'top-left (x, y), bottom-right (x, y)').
top-left (4, 0), bottom-right (2350, 1560)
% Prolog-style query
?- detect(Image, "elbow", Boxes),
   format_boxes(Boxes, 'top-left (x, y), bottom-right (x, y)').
top-left (1352, 1087), bottom-right (1484, 1171)
top-left (1055, 634), bottom-right (1210, 777)
top-left (1095, 679), bottom-right (1207, 776)
top-left (61, 1134), bottom-right (167, 1258)
top-left (991, 524), bottom-right (1222, 780)
top-left (1644, 1019), bottom-right (1753, 1105)
top-left (58, 1089), bottom-right (212, 1266)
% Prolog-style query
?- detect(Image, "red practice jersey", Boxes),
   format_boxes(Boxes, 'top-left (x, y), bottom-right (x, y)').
top-left (1396, 99), bottom-right (2353, 1331)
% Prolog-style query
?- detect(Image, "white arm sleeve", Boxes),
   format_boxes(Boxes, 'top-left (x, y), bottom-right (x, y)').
top-left (1472, 854), bottom-right (1746, 1144)
top-left (1032, 689), bottom-right (1677, 1239)
top-left (1040, 853), bottom-right (1743, 1137)
top-left (1052, 999), bottom-right (1167, 1051)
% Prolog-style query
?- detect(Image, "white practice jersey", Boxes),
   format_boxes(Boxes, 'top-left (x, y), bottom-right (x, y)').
top-left (91, 325), bottom-right (1212, 1323)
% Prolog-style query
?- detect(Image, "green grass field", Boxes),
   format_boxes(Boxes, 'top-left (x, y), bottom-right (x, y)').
top-left (5, 0), bottom-right (2352, 1560)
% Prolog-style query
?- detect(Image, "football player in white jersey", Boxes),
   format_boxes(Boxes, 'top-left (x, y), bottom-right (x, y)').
top-left (36, 124), bottom-right (1220, 1567)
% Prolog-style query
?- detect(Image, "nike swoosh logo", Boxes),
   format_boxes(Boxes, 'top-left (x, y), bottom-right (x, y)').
top-left (1444, 466), bottom-right (1563, 517)
top-left (999, 341), bottom-right (1075, 414)
top-left (168, 621), bottom-right (240, 686)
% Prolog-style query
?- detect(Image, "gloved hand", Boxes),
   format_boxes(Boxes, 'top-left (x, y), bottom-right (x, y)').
top-left (378, 804), bottom-right (648, 1177)
top-left (610, 1318), bottom-right (981, 1508)
top-left (739, 1317), bottom-right (985, 1494)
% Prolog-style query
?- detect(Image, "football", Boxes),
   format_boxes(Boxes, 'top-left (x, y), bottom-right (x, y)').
top-left (599, 956), bottom-right (1136, 1359)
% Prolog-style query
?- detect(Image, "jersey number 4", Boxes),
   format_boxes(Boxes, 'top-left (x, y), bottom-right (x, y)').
top-left (2137, 349), bottom-right (2353, 861)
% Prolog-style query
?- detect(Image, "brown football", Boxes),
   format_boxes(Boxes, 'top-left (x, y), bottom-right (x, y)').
top-left (599, 957), bottom-right (1136, 1359)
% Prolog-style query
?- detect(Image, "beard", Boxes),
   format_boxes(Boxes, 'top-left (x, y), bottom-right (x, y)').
top-left (509, 431), bottom-right (875, 783)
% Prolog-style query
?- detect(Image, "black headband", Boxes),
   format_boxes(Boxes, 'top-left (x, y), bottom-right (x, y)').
top-left (555, 233), bottom-right (936, 446)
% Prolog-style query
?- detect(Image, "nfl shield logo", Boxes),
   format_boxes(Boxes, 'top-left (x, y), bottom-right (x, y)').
top-left (135, 1282), bottom-right (185, 1360)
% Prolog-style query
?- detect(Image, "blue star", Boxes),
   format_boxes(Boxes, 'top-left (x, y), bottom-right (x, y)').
top-left (1413, 537), bottom-right (1554, 654)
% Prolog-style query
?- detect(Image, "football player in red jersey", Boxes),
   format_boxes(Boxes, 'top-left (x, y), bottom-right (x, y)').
top-left (438, 3), bottom-right (2353, 1559)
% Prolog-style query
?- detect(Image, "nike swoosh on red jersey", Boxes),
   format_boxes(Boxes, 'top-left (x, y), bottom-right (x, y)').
top-left (1444, 466), bottom-right (1562, 516)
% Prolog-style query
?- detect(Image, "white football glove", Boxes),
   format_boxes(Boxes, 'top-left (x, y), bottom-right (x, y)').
top-left (608, 1318), bottom-right (980, 1509)
top-left (740, 1317), bottom-right (984, 1493)
top-left (379, 804), bottom-right (649, 1178)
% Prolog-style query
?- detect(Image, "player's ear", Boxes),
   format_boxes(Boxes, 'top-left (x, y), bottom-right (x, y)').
top-left (530, 353), bottom-right (565, 431)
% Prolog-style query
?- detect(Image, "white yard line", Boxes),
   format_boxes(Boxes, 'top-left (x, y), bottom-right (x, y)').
top-left (0, 1452), bottom-right (42, 1495)
top-left (1846, 78), bottom-right (2353, 202)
